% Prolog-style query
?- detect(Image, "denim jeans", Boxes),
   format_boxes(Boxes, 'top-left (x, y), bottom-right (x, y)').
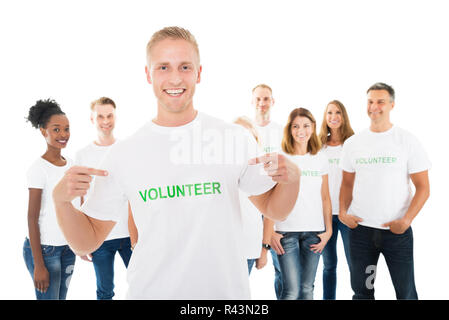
top-left (277, 232), bottom-right (321, 300)
top-left (247, 258), bottom-right (256, 274)
top-left (91, 237), bottom-right (132, 300)
top-left (23, 238), bottom-right (76, 300)
top-left (349, 225), bottom-right (418, 300)
top-left (247, 249), bottom-right (283, 299)
top-left (270, 247), bottom-right (283, 299)
top-left (322, 215), bottom-right (351, 300)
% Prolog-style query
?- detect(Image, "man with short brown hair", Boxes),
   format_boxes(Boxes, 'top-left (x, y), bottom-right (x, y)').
top-left (53, 26), bottom-right (300, 299)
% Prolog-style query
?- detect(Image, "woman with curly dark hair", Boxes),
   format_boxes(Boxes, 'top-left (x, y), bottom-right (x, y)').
top-left (23, 99), bottom-right (76, 299)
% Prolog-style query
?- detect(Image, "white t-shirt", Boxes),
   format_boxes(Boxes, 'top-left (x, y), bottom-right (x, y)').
top-left (275, 151), bottom-right (329, 232)
top-left (322, 145), bottom-right (343, 215)
top-left (239, 191), bottom-right (263, 260)
top-left (75, 142), bottom-right (129, 241)
top-left (26, 157), bottom-right (74, 246)
top-left (340, 126), bottom-right (431, 230)
top-left (82, 112), bottom-right (276, 299)
top-left (239, 120), bottom-right (283, 260)
top-left (255, 121), bottom-right (284, 154)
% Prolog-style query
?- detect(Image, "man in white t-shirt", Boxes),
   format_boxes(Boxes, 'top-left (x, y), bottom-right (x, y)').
top-left (250, 84), bottom-right (284, 299)
top-left (75, 97), bottom-right (133, 300)
top-left (52, 26), bottom-right (300, 299)
top-left (339, 82), bottom-right (431, 300)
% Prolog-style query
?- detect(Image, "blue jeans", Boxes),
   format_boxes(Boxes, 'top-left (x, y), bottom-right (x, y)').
top-left (23, 238), bottom-right (76, 300)
top-left (91, 237), bottom-right (132, 300)
top-left (322, 215), bottom-right (351, 300)
top-left (277, 232), bottom-right (321, 300)
top-left (270, 247), bottom-right (283, 299)
top-left (349, 225), bottom-right (418, 300)
top-left (247, 258), bottom-right (256, 274)
top-left (247, 249), bottom-right (283, 299)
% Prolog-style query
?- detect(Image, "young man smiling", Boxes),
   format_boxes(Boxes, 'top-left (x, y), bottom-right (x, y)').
top-left (74, 97), bottom-right (133, 300)
top-left (339, 82), bottom-right (431, 299)
top-left (53, 26), bottom-right (300, 299)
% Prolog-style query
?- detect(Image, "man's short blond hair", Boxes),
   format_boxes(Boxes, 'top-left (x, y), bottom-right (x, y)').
top-left (146, 26), bottom-right (200, 65)
top-left (90, 97), bottom-right (116, 111)
top-left (252, 84), bottom-right (273, 95)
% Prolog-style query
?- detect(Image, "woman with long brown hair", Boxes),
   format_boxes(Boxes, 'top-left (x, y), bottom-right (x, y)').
top-left (271, 107), bottom-right (332, 300)
top-left (318, 100), bottom-right (354, 300)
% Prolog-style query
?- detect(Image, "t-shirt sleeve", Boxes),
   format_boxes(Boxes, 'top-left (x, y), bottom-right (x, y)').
top-left (26, 161), bottom-right (45, 189)
top-left (339, 139), bottom-right (355, 173)
top-left (81, 149), bottom-right (127, 222)
top-left (238, 129), bottom-right (277, 196)
top-left (407, 134), bottom-right (432, 174)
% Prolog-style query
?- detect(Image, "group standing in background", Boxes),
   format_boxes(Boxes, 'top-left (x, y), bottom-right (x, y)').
top-left (23, 25), bottom-right (431, 300)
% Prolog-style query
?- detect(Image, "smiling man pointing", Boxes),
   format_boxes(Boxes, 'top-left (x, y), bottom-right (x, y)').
top-left (53, 26), bottom-right (300, 299)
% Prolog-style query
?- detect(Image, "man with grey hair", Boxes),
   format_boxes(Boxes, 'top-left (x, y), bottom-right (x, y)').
top-left (339, 82), bottom-right (431, 299)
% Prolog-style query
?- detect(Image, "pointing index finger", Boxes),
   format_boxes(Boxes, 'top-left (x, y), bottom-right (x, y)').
top-left (248, 153), bottom-right (277, 165)
top-left (69, 166), bottom-right (108, 176)
top-left (86, 167), bottom-right (108, 176)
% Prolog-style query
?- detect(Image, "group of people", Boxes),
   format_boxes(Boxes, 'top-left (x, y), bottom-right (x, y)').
top-left (24, 97), bottom-right (134, 300)
top-left (24, 26), bottom-right (430, 300)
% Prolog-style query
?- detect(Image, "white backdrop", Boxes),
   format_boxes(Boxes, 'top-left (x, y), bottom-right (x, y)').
top-left (1, 0), bottom-right (448, 300)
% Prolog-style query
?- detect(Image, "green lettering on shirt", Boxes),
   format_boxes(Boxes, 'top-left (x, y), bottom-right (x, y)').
top-left (138, 181), bottom-right (223, 203)
top-left (301, 170), bottom-right (320, 177)
top-left (356, 157), bottom-right (398, 165)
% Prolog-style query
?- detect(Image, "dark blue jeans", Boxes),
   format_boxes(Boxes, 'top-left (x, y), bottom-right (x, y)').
top-left (91, 237), bottom-right (132, 300)
top-left (277, 232), bottom-right (321, 300)
top-left (247, 248), bottom-right (283, 299)
top-left (322, 215), bottom-right (351, 300)
top-left (23, 238), bottom-right (76, 300)
top-left (349, 225), bottom-right (418, 300)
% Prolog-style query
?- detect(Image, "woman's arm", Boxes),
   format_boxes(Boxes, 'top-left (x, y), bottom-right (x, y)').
top-left (310, 174), bottom-right (332, 254)
top-left (27, 188), bottom-right (49, 294)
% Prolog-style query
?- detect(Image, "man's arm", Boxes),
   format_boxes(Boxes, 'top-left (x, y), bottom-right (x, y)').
top-left (382, 170), bottom-right (430, 234)
top-left (53, 166), bottom-right (116, 256)
top-left (255, 217), bottom-right (274, 269)
top-left (338, 171), bottom-right (363, 228)
top-left (249, 154), bottom-right (300, 222)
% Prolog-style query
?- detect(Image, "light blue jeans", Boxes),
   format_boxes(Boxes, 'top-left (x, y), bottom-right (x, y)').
top-left (23, 238), bottom-right (76, 300)
top-left (277, 231), bottom-right (322, 300)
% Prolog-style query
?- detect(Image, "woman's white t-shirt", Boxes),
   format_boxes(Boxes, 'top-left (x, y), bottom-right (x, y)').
top-left (26, 157), bottom-right (73, 246)
top-left (322, 145), bottom-right (343, 215)
top-left (275, 150), bottom-right (329, 232)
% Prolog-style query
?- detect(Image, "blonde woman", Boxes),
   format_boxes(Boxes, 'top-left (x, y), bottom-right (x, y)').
top-left (318, 100), bottom-right (354, 300)
top-left (272, 108), bottom-right (332, 300)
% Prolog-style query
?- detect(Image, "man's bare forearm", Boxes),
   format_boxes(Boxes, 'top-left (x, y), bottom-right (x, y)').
top-left (265, 181), bottom-right (299, 221)
top-left (339, 184), bottom-right (352, 215)
top-left (262, 217), bottom-right (275, 244)
top-left (55, 201), bottom-right (104, 255)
